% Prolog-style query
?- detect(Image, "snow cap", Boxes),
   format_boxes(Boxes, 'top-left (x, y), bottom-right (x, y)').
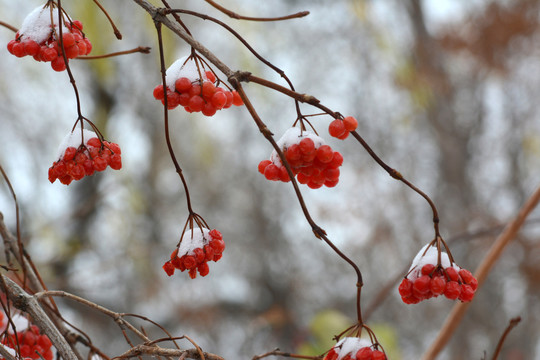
top-left (270, 127), bottom-right (325, 166)
top-left (334, 337), bottom-right (372, 359)
top-left (56, 128), bottom-right (98, 160)
top-left (165, 56), bottom-right (208, 90)
top-left (19, 5), bottom-right (68, 44)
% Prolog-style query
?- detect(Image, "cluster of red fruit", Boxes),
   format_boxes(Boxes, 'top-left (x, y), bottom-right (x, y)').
top-left (7, 5), bottom-right (91, 72)
top-left (48, 136), bottom-right (122, 185)
top-left (258, 128), bottom-right (344, 189)
top-left (0, 314), bottom-right (53, 360)
top-left (153, 70), bottom-right (243, 116)
top-left (324, 338), bottom-right (386, 360)
top-left (328, 116), bottom-right (358, 140)
top-left (398, 264), bottom-right (478, 304)
top-left (162, 229), bottom-right (225, 279)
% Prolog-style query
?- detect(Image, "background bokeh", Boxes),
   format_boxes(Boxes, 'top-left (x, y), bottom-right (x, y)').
top-left (1, 0), bottom-right (540, 359)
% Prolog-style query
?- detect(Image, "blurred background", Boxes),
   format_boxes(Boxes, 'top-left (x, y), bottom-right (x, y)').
top-left (1, 0), bottom-right (540, 359)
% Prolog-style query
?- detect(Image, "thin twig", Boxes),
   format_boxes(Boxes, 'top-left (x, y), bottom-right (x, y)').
top-left (491, 317), bottom-right (521, 360)
top-left (204, 0), bottom-right (309, 22)
top-left (113, 344), bottom-right (223, 360)
top-left (0, 21), bottom-right (17, 32)
top-left (77, 46), bottom-right (151, 60)
top-left (252, 348), bottom-right (320, 360)
top-left (422, 184), bottom-right (540, 360)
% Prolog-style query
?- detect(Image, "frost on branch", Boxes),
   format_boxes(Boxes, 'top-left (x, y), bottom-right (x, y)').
top-left (258, 127), bottom-right (343, 189)
top-left (398, 243), bottom-right (478, 304)
top-left (7, 5), bottom-right (92, 71)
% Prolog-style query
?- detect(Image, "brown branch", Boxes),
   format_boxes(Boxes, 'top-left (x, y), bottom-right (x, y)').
top-left (422, 184), bottom-right (540, 360)
top-left (113, 344), bottom-right (223, 360)
top-left (491, 317), bottom-right (521, 360)
top-left (252, 348), bottom-right (321, 360)
top-left (204, 0), bottom-right (309, 21)
top-left (0, 20), bottom-right (17, 33)
top-left (92, 0), bottom-right (122, 39)
top-left (1, 276), bottom-right (79, 360)
top-left (76, 46), bottom-right (151, 60)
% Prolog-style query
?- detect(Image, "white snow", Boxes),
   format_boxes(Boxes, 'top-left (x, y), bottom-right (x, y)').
top-left (334, 337), bottom-right (371, 359)
top-left (56, 128), bottom-right (98, 160)
top-left (19, 5), bottom-right (68, 44)
top-left (165, 56), bottom-right (207, 90)
top-left (6, 314), bottom-right (29, 334)
top-left (407, 243), bottom-right (461, 280)
top-left (178, 227), bottom-right (211, 256)
top-left (269, 127), bottom-right (326, 166)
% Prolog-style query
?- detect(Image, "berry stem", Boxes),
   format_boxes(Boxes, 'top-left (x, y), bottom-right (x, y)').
top-left (0, 20), bottom-right (17, 33)
top-left (76, 46), bottom-right (151, 60)
top-left (203, 0), bottom-right (310, 22)
top-left (233, 83), bottom-right (365, 325)
top-left (154, 21), bottom-right (194, 214)
top-left (491, 317), bottom-right (521, 360)
top-left (92, 0), bottom-right (123, 39)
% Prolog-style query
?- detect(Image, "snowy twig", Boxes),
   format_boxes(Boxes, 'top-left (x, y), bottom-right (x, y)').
top-left (422, 184), bottom-right (540, 360)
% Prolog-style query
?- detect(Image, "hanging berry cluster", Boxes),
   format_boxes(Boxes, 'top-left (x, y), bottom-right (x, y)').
top-left (324, 337), bottom-right (386, 360)
top-left (258, 127), bottom-right (343, 189)
top-left (328, 116), bottom-right (358, 140)
top-left (163, 228), bottom-right (225, 279)
top-left (153, 56), bottom-right (243, 116)
top-left (0, 312), bottom-right (54, 360)
top-left (7, 5), bottom-right (92, 71)
top-left (398, 243), bottom-right (478, 304)
top-left (48, 128), bottom-right (122, 185)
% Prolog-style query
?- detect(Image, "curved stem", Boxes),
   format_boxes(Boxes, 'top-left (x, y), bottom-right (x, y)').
top-left (76, 46), bottom-right (151, 60)
top-left (0, 21), bottom-right (17, 32)
top-left (154, 21), bottom-right (194, 214)
top-left (92, 0), bottom-right (122, 39)
top-left (204, 0), bottom-right (309, 22)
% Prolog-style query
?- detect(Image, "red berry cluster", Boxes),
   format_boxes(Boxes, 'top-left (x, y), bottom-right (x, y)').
top-left (324, 338), bottom-right (386, 360)
top-left (153, 70), bottom-right (243, 116)
top-left (7, 6), bottom-right (91, 72)
top-left (399, 264), bottom-right (478, 304)
top-left (329, 116), bottom-right (358, 140)
top-left (2, 323), bottom-right (53, 360)
top-left (163, 229), bottom-right (225, 279)
top-left (258, 128), bottom-right (344, 189)
top-left (48, 136), bottom-right (122, 185)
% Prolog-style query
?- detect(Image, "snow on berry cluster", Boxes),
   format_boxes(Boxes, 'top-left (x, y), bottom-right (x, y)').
top-left (328, 116), bottom-right (358, 140)
top-left (7, 5), bottom-right (92, 71)
top-left (48, 129), bottom-right (122, 185)
top-left (153, 56), bottom-right (243, 116)
top-left (0, 312), bottom-right (54, 360)
top-left (258, 127), bottom-right (343, 189)
top-left (324, 337), bottom-right (386, 360)
top-left (163, 228), bottom-right (225, 279)
top-left (398, 244), bottom-right (478, 304)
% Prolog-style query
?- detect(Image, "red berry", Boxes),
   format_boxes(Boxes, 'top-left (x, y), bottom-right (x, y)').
top-left (421, 264), bottom-right (436, 276)
top-left (202, 81), bottom-right (216, 99)
top-left (343, 116), bottom-right (358, 132)
top-left (459, 284), bottom-right (475, 302)
top-left (152, 85), bottom-right (164, 100)
top-left (398, 278), bottom-right (413, 297)
top-left (166, 91), bottom-right (181, 109)
top-left (175, 77), bottom-right (192, 93)
top-left (285, 144), bottom-right (302, 162)
top-left (183, 255), bottom-right (197, 269)
top-left (70, 164), bottom-right (85, 180)
top-left (307, 180), bottom-right (323, 189)
top-left (63, 147), bottom-right (77, 161)
top-left (337, 131), bottom-right (350, 140)
top-left (413, 275), bottom-right (431, 295)
top-left (430, 275), bottom-right (446, 296)
top-left (204, 244), bottom-right (215, 261)
top-left (163, 261), bottom-right (175, 276)
top-left (188, 95), bottom-right (204, 112)
top-left (202, 102), bottom-right (217, 117)
top-left (299, 138), bottom-right (316, 155)
top-left (77, 41), bottom-right (87, 56)
top-left (316, 145), bottom-right (334, 163)
top-left (445, 267), bottom-right (460, 282)
top-left (93, 157), bottom-right (107, 171)
top-left (324, 349), bottom-right (338, 360)
top-left (51, 56), bottom-right (66, 71)
top-left (223, 91), bottom-right (233, 108)
top-left (372, 350), bottom-right (386, 360)
top-left (264, 164), bottom-right (280, 180)
top-left (279, 166), bottom-right (290, 182)
top-left (258, 160), bottom-right (271, 174)
top-left (188, 267), bottom-right (197, 279)
top-left (189, 83), bottom-right (202, 97)
top-left (41, 47), bottom-right (58, 62)
top-left (72, 20), bottom-right (83, 31)
top-left (210, 238), bottom-right (225, 254)
top-left (83, 38), bottom-right (92, 55)
top-left (297, 172), bottom-right (310, 184)
top-left (459, 269), bottom-right (476, 285)
top-left (193, 247), bottom-right (205, 263)
top-left (210, 92), bottom-right (226, 109)
top-left (324, 168), bottom-right (340, 182)
top-left (109, 154), bottom-right (122, 170)
top-left (7, 40), bottom-right (17, 54)
top-left (11, 42), bottom-right (25, 57)
top-left (329, 119), bottom-right (346, 138)
top-left (205, 70), bottom-right (216, 83)
top-left (198, 262), bottom-right (210, 277)
top-left (329, 152), bottom-right (344, 168)
top-left (232, 90), bottom-right (243, 106)
top-left (62, 32), bottom-right (76, 47)
top-left (23, 40), bottom-right (40, 56)
top-left (324, 179), bottom-right (339, 187)
top-left (444, 281), bottom-right (461, 300)
top-left (209, 229), bottom-right (222, 240)
top-left (356, 347), bottom-right (373, 360)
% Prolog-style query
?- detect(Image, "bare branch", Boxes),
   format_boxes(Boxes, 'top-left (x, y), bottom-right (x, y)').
top-left (113, 344), bottom-right (223, 360)
top-left (204, 0), bottom-right (309, 22)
